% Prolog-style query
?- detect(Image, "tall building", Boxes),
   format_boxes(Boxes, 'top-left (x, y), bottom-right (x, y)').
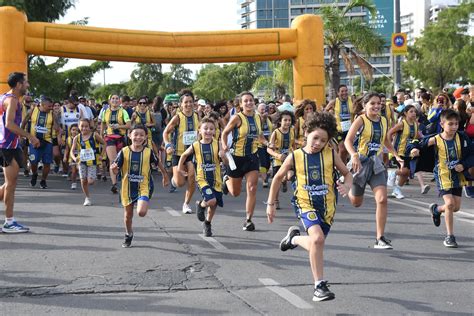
top-left (400, 0), bottom-right (430, 45)
top-left (238, 0), bottom-right (394, 88)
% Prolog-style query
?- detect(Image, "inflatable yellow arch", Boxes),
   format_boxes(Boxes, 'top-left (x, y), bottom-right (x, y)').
top-left (0, 6), bottom-right (324, 106)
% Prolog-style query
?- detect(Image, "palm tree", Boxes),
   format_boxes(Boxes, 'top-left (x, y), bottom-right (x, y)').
top-left (320, 0), bottom-right (386, 93)
top-left (252, 60), bottom-right (293, 100)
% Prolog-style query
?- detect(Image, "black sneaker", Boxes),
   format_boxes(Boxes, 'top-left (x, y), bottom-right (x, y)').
top-left (40, 180), bottom-right (47, 189)
top-left (97, 174), bottom-right (102, 181)
top-left (262, 180), bottom-right (269, 188)
top-left (196, 200), bottom-right (206, 222)
top-left (374, 236), bottom-right (393, 249)
top-left (203, 221), bottom-right (212, 237)
top-left (122, 234), bottom-right (133, 248)
top-left (429, 203), bottom-right (441, 227)
top-left (30, 174), bottom-right (38, 187)
top-left (243, 219), bottom-right (255, 231)
top-left (280, 226), bottom-right (300, 251)
top-left (275, 200), bottom-right (280, 210)
top-left (313, 281), bottom-right (335, 302)
top-left (102, 175), bottom-right (107, 182)
top-left (222, 175), bottom-right (229, 195)
top-left (111, 184), bottom-right (118, 194)
top-left (443, 235), bottom-right (458, 248)
top-left (282, 181), bottom-right (288, 193)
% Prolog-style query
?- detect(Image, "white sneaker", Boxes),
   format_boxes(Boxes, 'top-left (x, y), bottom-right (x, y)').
top-left (83, 198), bottom-right (92, 206)
top-left (387, 171), bottom-right (396, 187)
top-left (421, 185), bottom-right (430, 194)
top-left (182, 203), bottom-right (192, 214)
top-left (391, 187), bottom-right (405, 199)
top-left (71, 183), bottom-right (77, 190)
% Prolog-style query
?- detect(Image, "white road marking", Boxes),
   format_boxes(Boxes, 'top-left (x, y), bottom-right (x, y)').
top-left (198, 234), bottom-right (227, 250)
top-left (259, 278), bottom-right (313, 309)
top-left (164, 206), bottom-right (181, 217)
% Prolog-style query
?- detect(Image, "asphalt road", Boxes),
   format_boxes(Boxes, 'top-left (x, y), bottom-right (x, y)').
top-left (0, 171), bottom-right (473, 315)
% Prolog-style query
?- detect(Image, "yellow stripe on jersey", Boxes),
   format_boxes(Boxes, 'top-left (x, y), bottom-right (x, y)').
top-left (192, 140), bottom-right (222, 192)
top-left (394, 119), bottom-right (418, 157)
top-left (434, 133), bottom-right (467, 190)
top-left (272, 127), bottom-right (295, 167)
top-left (357, 114), bottom-right (387, 157)
top-left (173, 112), bottom-right (199, 156)
top-left (258, 117), bottom-right (273, 148)
top-left (232, 112), bottom-right (262, 157)
top-left (104, 108), bottom-right (128, 136)
top-left (296, 116), bottom-right (305, 148)
top-left (120, 146), bottom-right (153, 207)
top-left (293, 146), bottom-right (336, 225)
top-left (381, 102), bottom-right (394, 128)
top-left (67, 136), bottom-right (78, 163)
top-left (76, 134), bottom-right (98, 166)
top-left (134, 110), bottom-right (153, 145)
top-left (334, 97), bottom-right (353, 133)
top-left (29, 107), bottom-right (54, 143)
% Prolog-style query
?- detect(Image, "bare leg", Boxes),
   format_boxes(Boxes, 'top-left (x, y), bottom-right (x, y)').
top-left (124, 204), bottom-right (134, 234)
top-left (373, 185), bottom-right (388, 239)
top-left (292, 225), bottom-right (326, 282)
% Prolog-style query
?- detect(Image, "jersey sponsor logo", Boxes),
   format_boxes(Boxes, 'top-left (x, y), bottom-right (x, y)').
top-left (310, 169), bottom-right (320, 181)
top-left (307, 211), bottom-right (318, 221)
top-left (205, 153), bottom-right (212, 161)
top-left (303, 183), bottom-right (329, 196)
top-left (131, 162), bottom-right (140, 172)
top-left (201, 163), bottom-right (216, 172)
top-left (205, 188), bottom-right (212, 195)
top-left (128, 174), bottom-right (144, 183)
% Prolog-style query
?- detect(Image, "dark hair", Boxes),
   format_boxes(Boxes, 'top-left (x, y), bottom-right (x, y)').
top-left (121, 95), bottom-right (131, 102)
top-left (41, 97), bottom-right (53, 103)
top-left (401, 105), bottom-right (416, 118)
top-left (7, 72), bottom-right (26, 88)
top-left (294, 99), bottom-right (317, 119)
top-left (361, 91), bottom-right (381, 105)
top-left (379, 93), bottom-right (386, 98)
top-left (200, 117), bottom-right (216, 126)
top-left (454, 99), bottom-right (469, 122)
top-left (79, 118), bottom-right (91, 126)
top-left (461, 88), bottom-right (469, 95)
top-left (69, 124), bottom-right (79, 131)
top-left (337, 84), bottom-right (348, 92)
top-left (304, 112), bottom-right (337, 140)
top-left (238, 91), bottom-right (254, 105)
top-left (205, 111), bottom-right (220, 122)
top-left (178, 89), bottom-right (194, 104)
top-left (276, 110), bottom-right (295, 128)
top-left (440, 109), bottom-right (460, 122)
top-left (153, 95), bottom-right (163, 112)
top-left (130, 124), bottom-right (148, 135)
top-left (420, 92), bottom-right (430, 102)
top-left (353, 96), bottom-right (365, 116)
top-left (283, 94), bottom-right (292, 103)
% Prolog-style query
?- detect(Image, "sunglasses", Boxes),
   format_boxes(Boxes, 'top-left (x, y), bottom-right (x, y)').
top-left (437, 98), bottom-right (445, 102)
top-left (138, 102), bottom-right (147, 104)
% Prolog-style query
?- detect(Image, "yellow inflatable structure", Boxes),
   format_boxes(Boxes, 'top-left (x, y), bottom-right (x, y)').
top-left (0, 6), bottom-right (324, 105)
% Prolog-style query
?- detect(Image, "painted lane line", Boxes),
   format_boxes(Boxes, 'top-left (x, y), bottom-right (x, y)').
top-left (393, 195), bottom-right (474, 219)
top-left (198, 234), bottom-right (227, 250)
top-left (258, 278), bottom-right (313, 310)
top-left (164, 206), bottom-right (181, 217)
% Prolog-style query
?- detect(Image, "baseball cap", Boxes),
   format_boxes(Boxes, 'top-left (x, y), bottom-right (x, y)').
top-left (198, 99), bottom-right (206, 106)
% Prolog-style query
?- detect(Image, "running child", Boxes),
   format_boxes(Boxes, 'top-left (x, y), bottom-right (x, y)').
top-left (410, 109), bottom-right (474, 248)
top-left (63, 124), bottom-right (80, 190)
top-left (111, 125), bottom-right (170, 248)
top-left (177, 117), bottom-right (227, 237)
top-left (267, 110), bottom-right (296, 209)
top-left (266, 112), bottom-right (353, 302)
top-left (70, 119), bottom-right (106, 206)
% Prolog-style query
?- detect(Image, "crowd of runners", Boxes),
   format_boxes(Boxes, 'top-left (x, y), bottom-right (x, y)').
top-left (1, 72), bottom-right (473, 302)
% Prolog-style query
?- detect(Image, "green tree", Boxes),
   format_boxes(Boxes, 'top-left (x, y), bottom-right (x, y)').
top-left (223, 62), bottom-right (258, 94)
top-left (193, 64), bottom-right (234, 101)
top-left (252, 61), bottom-right (292, 99)
top-left (127, 63), bottom-right (163, 98)
top-left (403, 3), bottom-right (474, 90)
top-left (320, 0), bottom-right (385, 92)
top-left (0, 0), bottom-right (76, 22)
top-left (90, 83), bottom-right (128, 102)
top-left (157, 64), bottom-right (193, 96)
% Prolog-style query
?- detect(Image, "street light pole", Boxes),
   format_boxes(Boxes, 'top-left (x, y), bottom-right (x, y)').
top-left (394, 0), bottom-right (401, 92)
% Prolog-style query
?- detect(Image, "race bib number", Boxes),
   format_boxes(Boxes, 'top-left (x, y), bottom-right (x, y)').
top-left (340, 120), bottom-right (351, 132)
top-left (183, 131), bottom-right (197, 145)
top-left (35, 125), bottom-right (48, 134)
top-left (80, 148), bottom-right (95, 162)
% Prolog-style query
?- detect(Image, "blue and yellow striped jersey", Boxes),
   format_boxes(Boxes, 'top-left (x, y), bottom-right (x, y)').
top-left (29, 107), bottom-right (54, 143)
top-left (173, 111), bottom-right (199, 156)
top-left (334, 97), bottom-right (353, 133)
top-left (102, 108), bottom-right (130, 136)
top-left (192, 139), bottom-right (222, 192)
top-left (76, 134), bottom-right (99, 166)
top-left (356, 114), bottom-right (388, 157)
top-left (232, 112), bottom-right (262, 157)
top-left (293, 146), bottom-right (337, 225)
top-left (272, 127), bottom-right (295, 167)
top-left (434, 133), bottom-right (467, 190)
top-left (394, 119), bottom-right (418, 157)
top-left (258, 117), bottom-right (273, 148)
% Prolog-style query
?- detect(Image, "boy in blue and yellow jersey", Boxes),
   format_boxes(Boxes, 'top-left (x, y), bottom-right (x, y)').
top-left (21, 97), bottom-right (59, 189)
top-left (267, 110), bottom-right (296, 209)
top-left (178, 118), bottom-right (227, 237)
top-left (63, 124), bottom-right (80, 190)
top-left (70, 119), bottom-right (106, 207)
top-left (411, 109), bottom-right (474, 248)
top-left (111, 125), bottom-right (170, 248)
top-left (257, 103), bottom-right (273, 188)
top-left (345, 92), bottom-right (404, 250)
top-left (266, 112), bottom-right (353, 302)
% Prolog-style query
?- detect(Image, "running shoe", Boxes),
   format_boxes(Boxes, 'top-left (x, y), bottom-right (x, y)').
top-left (313, 281), bottom-right (335, 302)
top-left (23, 169), bottom-right (30, 177)
top-left (182, 203), bottom-right (192, 214)
top-left (196, 200), bottom-right (206, 222)
top-left (391, 186), bottom-right (404, 199)
top-left (203, 221), bottom-right (212, 237)
top-left (122, 234), bottom-right (133, 248)
top-left (281, 181), bottom-right (288, 193)
top-left (40, 180), bottom-right (47, 189)
top-left (71, 182), bottom-right (77, 190)
top-left (111, 184), bottom-right (118, 194)
top-left (279, 226), bottom-right (300, 251)
top-left (429, 203), bottom-right (441, 227)
top-left (243, 219), bottom-right (255, 231)
top-left (387, 170), bottom-right (396, 187)
top-left (30, 173), bottom-right (38, 187)
top-left (53, 165), bottom-right (60, 174)
top-left (421, 185), bottom-right (431, 194)
top-left (62, 172), bottom-right (68, 178)
top-left (374, 236), bottom-right (393, 249)
top-left (275, 200), bottom-right (280, 210)
top-left (464, 186), bottom-right (474, 198)
top-left (96, 174), bottom-right (102, 181)
top-left (83, 197), bottom-right (92, 206)
top-left (102, 175), bottom-right (107, 182)
top-left (2, 221), bottom-right (30, 233)
top-left (169, 184), bottom-right (177, 193)
top-left (222, 175), bottom-right (229, 195)
top-left (262, 180), bottom-right (269, 188)
top-left (443, 235), bottom-right (458, 248)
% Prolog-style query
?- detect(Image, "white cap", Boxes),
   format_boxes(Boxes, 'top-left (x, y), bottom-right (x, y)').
top-left (197, 99), bottom-right (206, 106)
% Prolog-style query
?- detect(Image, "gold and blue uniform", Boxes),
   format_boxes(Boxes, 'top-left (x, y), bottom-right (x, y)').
top-left (173, 111), bottom-right (199, 156)
top-left (434, 133), bottom-right (467, 191)
top-left (296, 116), bottom-right (305, 148)
top-left (76, 134), bottom-right (99, 166)
top-left (101, 107), bottom-right (130, 136)
top-left (334, 97), bottom-right (353, 134)
top-left (232, 112), bottom-right (262, 157)
top-left (258, 116), bottom-right (273, 172)
top-left (355, 114), bottom-right (388, 157)
top-left (134, 110), bottom-right (153, 145)
top-left (381, 102), bottom-right (394, 128)
top-left (293, 146), bottom-right (336, 235)
top-left (29, 107), bottom-right (54, 143)
top-left (272, 127), bottom-right (295, 167)
top-left (115, 146), bottom-right (157, 207)
top-left (394, 119), bottom-right (418, 157)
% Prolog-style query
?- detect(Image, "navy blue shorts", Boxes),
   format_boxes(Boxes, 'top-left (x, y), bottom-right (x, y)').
top-left (439, 187), bottom-right (462, 197)
top-left (172, 154), bottom-right (192, 167)
top-left (29, 142), bottom-right (53, 164)
top-left (299, 210), bottom-right (331, 236)
top-left (200, 185), bottom-right (223, 207)
top-left (257, 147), bottom-right (271, 171)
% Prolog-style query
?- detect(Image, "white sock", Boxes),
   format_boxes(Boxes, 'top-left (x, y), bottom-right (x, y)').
top-left (315, 280), bottom-right (324, 287)
top-left (290, 236), bottom-right (298, 246)
top-left (5, 217), bottom-right (15, 224)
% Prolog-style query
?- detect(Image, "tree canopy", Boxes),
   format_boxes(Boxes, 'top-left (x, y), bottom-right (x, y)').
top-left (0, 0), bottom-right (76, 22)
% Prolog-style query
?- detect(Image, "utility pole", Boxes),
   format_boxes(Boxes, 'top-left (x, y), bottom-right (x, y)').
top-left (394, 0), bottom-right (401, 92)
